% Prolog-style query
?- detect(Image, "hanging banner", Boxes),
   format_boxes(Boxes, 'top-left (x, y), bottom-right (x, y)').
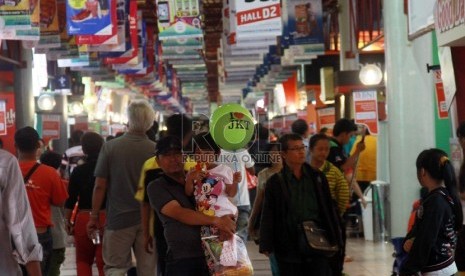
top-left (102, 5), bottom-right (139, 65)
top-left (0, 0), bottom-right (40, 41)
top-left (0, 0), bottom-right (32, 29)
top-left (284, 0), bottom-right (324, 54)
top-left (433, 69), bottom-right (449, 119)
top-left (42, 114), bottom-right (61, 143)
top-left (316, 106), bottom-right (335, 135)
top-left (66, 0), bottom-right (113, 35)
top-left (75, 0), bottom-right (119, 45)
top-left (157, 0), bottom-right (202, 40)
top-left (162, 38), bottom-right (202, 50)
top-left (0, 100), bottom-right (6, 136)
top-left (353, 90), bottom-right (379, 135)
top-left (229, 0), bottom-right (282, 40)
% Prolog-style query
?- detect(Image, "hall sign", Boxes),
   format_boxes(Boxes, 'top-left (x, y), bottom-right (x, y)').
top-left (435, 0), bottom-right (465, 33)
top-left (236, 4), bottom-right (280, 25)
top-left (229, 0), bottom-right (282, 40)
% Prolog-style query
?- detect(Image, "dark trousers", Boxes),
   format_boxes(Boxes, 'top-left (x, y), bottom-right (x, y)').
top-left (277, 257), bottom-right (332, 276)
top-left (328, 217), bottom-right (346, 276)
top-left (39, 229), bottom-right (53, 276)
top-left (48, 248), bottom-right (65, 276)
top-left (22, 229), bottom-right (53, 276)
top-left (165, 257), bottom-right (209, 276)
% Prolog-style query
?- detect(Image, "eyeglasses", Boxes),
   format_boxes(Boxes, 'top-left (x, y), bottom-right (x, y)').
top-left (286, 145), bottom-right (307, 152)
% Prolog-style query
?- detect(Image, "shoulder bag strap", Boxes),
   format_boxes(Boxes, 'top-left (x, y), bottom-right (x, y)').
top-left (23, 163), bottom-right (41, 183)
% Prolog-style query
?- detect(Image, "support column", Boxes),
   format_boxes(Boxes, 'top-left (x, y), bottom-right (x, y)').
top-left (14, 49), bottom-right (34, 128)
top-left (384, 1), bottom-right (436, 237)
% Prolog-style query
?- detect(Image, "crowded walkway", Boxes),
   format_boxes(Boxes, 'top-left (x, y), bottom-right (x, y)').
top-left (59, 237), bottom-right (393, 276)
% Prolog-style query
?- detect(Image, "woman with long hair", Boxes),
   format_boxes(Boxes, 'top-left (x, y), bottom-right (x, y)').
top-left (401, 149), bottom-right (463, 275)
top-left (64, 132), bottom-right (105, 276)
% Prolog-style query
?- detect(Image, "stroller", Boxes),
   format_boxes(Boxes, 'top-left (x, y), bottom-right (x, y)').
top-left (391, 237), bottom-right (408, 276)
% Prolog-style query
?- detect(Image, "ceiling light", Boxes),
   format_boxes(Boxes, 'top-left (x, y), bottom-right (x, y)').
top-left (359, 64), bottom-right (383, 86)
top-left (37, 94), bottom-right (56, 111)
top-left (69, 101), bottom-right (84, 115)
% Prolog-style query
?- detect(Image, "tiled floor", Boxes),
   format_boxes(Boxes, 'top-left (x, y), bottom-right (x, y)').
top-left (60, 237), bottom-right (394, 275)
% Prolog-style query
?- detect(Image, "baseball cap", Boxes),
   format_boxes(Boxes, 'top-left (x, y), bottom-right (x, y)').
top-left (156, 135), bottom-right (183, 156)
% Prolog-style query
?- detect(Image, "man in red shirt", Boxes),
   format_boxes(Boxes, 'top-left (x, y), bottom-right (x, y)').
top-left (15, 126), bottom-right (69, 276)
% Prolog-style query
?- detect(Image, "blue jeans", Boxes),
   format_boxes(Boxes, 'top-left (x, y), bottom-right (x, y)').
top-left (38, 229), bottom-right (53, 276)
top-left (165, 257), bottom-right (209, 276)
top-left (236, 205), bottom-right (250, 242)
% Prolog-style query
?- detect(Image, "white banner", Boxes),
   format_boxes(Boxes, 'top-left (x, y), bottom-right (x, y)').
top-left (229, 0), bottom-right (282, 40)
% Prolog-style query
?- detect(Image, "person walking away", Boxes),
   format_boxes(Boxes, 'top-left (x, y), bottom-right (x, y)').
top-left (401, 149), bottom-right (463, 275)
top-left (15, 127), bottom-right (69, 276)
top-left (0, 149), bottom-right (42, 276)
top-left (39, 151), bottom-right (69, 276)
top-left (65, 132), bottom-right (105, 276)
top-left (60, 130), bottom-right (85, 180)
top-left (87, 100), bottom-right (158, 276)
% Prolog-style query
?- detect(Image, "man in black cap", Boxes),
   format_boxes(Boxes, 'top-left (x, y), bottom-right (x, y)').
top-left (147, 135), bottom-right (236, 276)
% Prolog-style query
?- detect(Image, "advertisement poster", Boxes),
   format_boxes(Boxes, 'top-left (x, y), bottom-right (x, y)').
top-left (0, 0), bottom-right (31, 29)
top-left (228, 0), bottom-right (282, 40)
top-left (0, 100), bottom-right (6, 136)
top-left (33, 0), bottom-right (61, 48)
top-left (353, 90), bottom-right (379, 135)
top-left (285, 0), bottom-right (324, 48)
top-left (157, 0), bottom-right (202, 40)
top-left (117, 24), bottom-right (154, 75)
top-left (0, 91), bottom-right (16, 153)
top-left (102, 5), bottom-right (139, 65)
top-left (0, 0), bottom-right (39, 40)
top-left (67, 0), bottom-right (113, 35)
top-left (75, 0), bottom-right (119, 44)
top-left (317, 106), bottom-right (335, 135)
top-left (433, 69), bottom-right (448, 119)
top-left (42, 114), bottom-right (61, 144)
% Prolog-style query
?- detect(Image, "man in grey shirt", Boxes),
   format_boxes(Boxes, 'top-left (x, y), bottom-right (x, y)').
top-left (87, 100), bottom-right (157, 276)
top-left (147, 136), bottom-right (236, 275)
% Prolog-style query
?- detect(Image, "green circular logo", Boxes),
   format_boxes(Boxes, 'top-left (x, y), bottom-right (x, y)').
top-left (210, 105), bottom-right (254, 151)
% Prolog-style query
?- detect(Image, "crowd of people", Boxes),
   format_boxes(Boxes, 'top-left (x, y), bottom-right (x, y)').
top-left (1, 99), bottom-right (465, 276)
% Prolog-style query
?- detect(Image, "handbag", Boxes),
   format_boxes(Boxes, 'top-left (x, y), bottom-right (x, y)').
top-left (298, 220), bottom-right (339, 257)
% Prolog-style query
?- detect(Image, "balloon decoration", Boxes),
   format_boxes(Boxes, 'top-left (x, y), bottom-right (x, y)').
top-left (209, 104), bottom-right (254, 151)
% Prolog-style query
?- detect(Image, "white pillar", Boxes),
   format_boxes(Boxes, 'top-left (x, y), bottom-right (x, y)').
top-left (384, 1), bottom-right (436, 237)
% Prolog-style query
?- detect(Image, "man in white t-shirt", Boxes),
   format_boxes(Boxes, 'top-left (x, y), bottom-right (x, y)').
top-left (219, 149), bottom-right (255, 242)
